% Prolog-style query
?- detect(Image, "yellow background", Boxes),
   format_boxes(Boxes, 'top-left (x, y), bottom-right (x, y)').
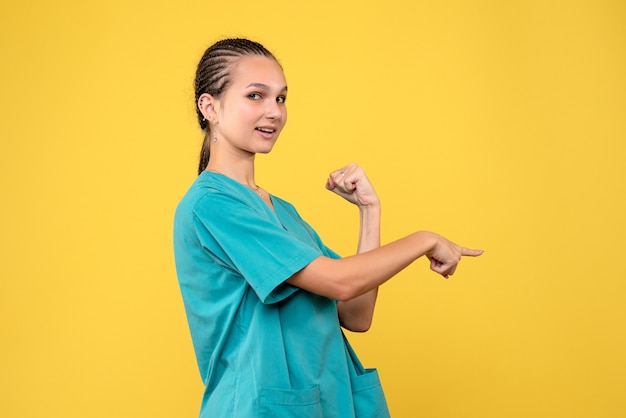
top-left (1, 0), bottom-right (625, 417)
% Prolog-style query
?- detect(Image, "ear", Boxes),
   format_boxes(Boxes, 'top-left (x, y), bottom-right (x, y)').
top-left (198, 93), bottom-right (219, 123)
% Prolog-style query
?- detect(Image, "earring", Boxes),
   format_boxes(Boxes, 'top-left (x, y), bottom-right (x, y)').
top-left (213, 133), bottom-right (217, 142)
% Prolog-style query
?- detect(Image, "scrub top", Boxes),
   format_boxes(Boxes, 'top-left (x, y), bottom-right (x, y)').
top-left (173, 171), bottom-right (390, 418)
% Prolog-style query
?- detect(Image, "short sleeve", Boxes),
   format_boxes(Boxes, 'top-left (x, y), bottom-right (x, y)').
top-left (192, 192), bottom-right (322, 304)
top-left (278, 200), bottom-right (341, 261)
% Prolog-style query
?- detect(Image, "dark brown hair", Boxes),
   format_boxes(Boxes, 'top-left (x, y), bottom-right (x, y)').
top-left (194, 38), bottom-right (278, 175)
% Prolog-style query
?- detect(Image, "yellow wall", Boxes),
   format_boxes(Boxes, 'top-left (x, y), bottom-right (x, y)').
top-left (1, 1), bottom-right (625, 417)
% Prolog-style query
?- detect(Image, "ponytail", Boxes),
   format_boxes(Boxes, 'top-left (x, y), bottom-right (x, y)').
top-left (198, 130), bottom-right (211, 175)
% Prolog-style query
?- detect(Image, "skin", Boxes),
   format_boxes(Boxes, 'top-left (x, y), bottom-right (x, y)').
top-left (197, 55), bottom-right (484, 333)
top-left (326, 163), bottom-right (381, 331)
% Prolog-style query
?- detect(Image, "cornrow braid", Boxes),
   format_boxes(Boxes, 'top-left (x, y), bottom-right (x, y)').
top-left (194, 38), bottom-right (278, 175)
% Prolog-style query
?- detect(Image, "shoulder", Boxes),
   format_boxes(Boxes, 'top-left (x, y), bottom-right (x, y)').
top-left (175, 173), bottom-right (215, 217)
top-left (175, 173), bottom-right (234, 229)
top-left (177, 172), bottom-right (250, 214)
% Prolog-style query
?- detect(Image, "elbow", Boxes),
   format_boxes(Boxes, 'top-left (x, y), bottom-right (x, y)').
top-left (340, 308), bottom-right (374, 333)
top-left (333, 269), bottom-right (369, 302)
top-left (334, 281), bottom-right (361, 303)
top-left (346, 320), bottom-right (372, 333)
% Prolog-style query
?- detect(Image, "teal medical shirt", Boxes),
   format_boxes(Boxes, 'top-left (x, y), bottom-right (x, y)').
top-left (173, 171), bottom-right (390, 417)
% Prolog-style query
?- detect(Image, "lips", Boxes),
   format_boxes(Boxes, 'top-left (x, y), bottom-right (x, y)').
top-left (255, 127), bottom-right (276, 134)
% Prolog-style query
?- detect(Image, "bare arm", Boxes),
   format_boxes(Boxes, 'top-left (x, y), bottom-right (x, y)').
top-left (329, 164), bottom-right (382, 332)
top-left (336, 202), bottom-right (380, 331)
top-left (287, 230), bottom-right (482, 301)
top-left (286, 163), bottom-right (483, 331)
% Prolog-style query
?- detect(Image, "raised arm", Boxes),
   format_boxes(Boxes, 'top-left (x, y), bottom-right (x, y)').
top-left (286, 164), bottom-right (483, 330)
top-left (325, 164), bottom-right (382, 332)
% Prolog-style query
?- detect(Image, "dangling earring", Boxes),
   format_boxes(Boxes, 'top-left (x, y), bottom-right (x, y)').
top-left (213, 133), bottom-right (217, 142)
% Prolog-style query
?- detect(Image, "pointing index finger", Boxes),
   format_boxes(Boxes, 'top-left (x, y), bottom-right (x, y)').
top-left (462, 248), bottom-right (484, 257)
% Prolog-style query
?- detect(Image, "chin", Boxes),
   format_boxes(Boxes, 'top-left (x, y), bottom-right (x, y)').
top-left (256, 143), bottom-right (278, 154)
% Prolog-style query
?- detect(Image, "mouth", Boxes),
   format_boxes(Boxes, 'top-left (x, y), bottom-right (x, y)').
top-left (255, 127), bottom-right (276, 134)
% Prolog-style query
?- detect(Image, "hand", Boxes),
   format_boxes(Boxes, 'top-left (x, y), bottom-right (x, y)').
top-left (423, 232), bottom-right (484, 278)
top-left (326, 163), bottom-right (380, 207)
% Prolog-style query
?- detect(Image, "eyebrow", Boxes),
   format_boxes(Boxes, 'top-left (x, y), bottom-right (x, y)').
top-left (246, 83), bottom-right (288, 92)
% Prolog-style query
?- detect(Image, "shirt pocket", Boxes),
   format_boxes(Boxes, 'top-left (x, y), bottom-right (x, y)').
top-left (351, 368), bottom-right (391, 418)
top-left (259, 385), bottom-right (323, 418)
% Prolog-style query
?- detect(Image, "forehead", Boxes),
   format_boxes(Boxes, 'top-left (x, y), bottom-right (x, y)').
top-left (230, 55), bottom-right (287, 89)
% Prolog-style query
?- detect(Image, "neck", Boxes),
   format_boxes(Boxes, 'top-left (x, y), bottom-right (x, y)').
top-left (205, 158), bottom-right (257, 189)
top-left (206, 154), bottom-right (270, 203)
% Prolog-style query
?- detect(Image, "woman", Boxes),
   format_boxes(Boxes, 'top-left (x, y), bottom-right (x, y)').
top-left (173, 38), bottom-right (483, 417)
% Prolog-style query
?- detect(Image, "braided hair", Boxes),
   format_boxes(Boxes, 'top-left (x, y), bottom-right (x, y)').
top-left (194, 38), bottom-right (278, 175)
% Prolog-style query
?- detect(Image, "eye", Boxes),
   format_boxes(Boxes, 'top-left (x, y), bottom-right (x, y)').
top-left (276, 95), bottom-right (287, 104)
top-left (248, 93), bottom-right (262, 100)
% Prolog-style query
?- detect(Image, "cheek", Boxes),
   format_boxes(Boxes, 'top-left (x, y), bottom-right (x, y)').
top-left (241, 103), bottom-right (262, 121)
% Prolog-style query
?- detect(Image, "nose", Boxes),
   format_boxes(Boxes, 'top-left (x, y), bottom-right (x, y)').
top-left (265, 99), bottom-right (282, 120)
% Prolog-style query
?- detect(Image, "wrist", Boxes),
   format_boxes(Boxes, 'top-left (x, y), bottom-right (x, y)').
top-left (358, 203), bottom-right (381, 226)
top-left (358, 200), bottom-right (381, 214)
top-left (413, 231), bottom-right (438, 256)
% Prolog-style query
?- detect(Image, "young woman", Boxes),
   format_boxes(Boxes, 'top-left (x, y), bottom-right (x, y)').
top-left (173, 38), bottom-right (483, 417)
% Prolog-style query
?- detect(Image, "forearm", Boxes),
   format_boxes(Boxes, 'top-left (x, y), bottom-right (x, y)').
top-left (336, 231), bottom-right (433, 299)
top-left (356, 203), bottom-right (381, 253)
top-left (337, 203), bottom-right (381, 331)
top-left (289, 230), bottom-right (436, 302)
